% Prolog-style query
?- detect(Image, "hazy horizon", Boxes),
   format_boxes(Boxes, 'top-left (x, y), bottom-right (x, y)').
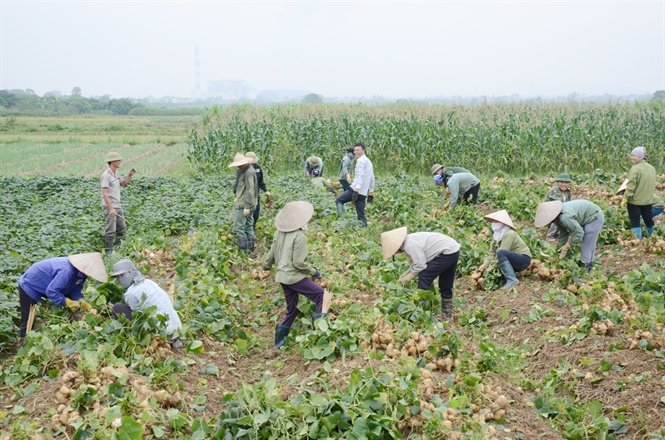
top-left (1, 1), bottom-right (664, 100)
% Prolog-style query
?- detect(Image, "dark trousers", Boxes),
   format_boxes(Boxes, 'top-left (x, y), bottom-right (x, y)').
top-left (336, 189), bottom-right (367, 226)
top-left (280, 278), bottom-right (324, 327)
top-left (627, 203), bottom-right (654, 228)
top-left (19, 286), bottom-right (37, 338)
top-left (253, 198), bottom-right (261, 231)
top-left (339, 179), bottom-right (350, 191)
top-left (496, 250), bottom-right (531, 272)
top-left (417, 250), bottom-right (460, 300)
top-left (111, 302), bottom-right (133, 320)
top-left (462, 183), bottom-right (480, 205)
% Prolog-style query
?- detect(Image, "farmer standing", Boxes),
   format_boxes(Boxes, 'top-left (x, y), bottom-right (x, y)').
top-left (111, 259), bottom-right (183, 348)
top-left (380, 227), bottom-right (460, 321)
top-left (338, 147), bottom-right (355, 191)
top-left (535, 200), bottom-right (604, 272)
top-left (545, 173), bottom-right (573, 241)
top-left (477, 210), bottom-right (532, 289)
top-left (228, 153), bottom-right (257, 252)
top-left (101, 151), bottom-right (136, 254)
top-left (621, 147), bottom-right (656, 239)
top-left (335, 143), bottom-right (375, 226)
top-left (262, 201), bottom-right (325, 349)
top-left (244, 152), bottom-right (270, 233)
top-left (18, 252), bottom-right (107, 342)
top-left (305, 156), bottom-right (324, 178)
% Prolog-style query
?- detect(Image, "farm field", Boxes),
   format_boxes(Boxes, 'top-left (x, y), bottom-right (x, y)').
top-left (0, 107), bottom-right (664, 439)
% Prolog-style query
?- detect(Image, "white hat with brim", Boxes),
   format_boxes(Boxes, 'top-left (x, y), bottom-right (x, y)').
top-left (431, 164), bottom-right (444, 175)
top-left (617, 179), bottom-right (628, 195)
top-left (105, 151), bottom-right (122, 162)
top-left (534, 201), bottom-right (563, 228)
top-left (228, 153), bottom-right (251, 168)
top-left (381, 227), bottom-right (408, 259)
top-left (245, 152), bottom-right (258, 164)
top-left (483, 210), bottom-right (516, 230)
top-left (68, 252), bottom-right (108, 283)
top-left (275, 201), bottom-right (314, 232)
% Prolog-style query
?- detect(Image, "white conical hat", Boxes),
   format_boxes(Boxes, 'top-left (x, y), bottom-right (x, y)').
top-left (228, 153), bottom-right (250, 168)
top-left (534, 201), bottom-right (563, 228)
top-left (617, 179), bottom-right (628, 195)
top-left (483, 210), bottom-right (516, 230)
top-left (275, 201), bottom-right (314, 232)
top-left (380, 227), bottom-right (407, 259)
top-left (68, 252), bottom-right (108, 283)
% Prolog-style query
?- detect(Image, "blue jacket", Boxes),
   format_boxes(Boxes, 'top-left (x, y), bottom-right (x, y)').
top-left (19, 257), bottom-right (86, 306)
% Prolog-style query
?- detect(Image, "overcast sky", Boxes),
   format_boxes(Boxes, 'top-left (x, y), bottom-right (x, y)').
top-left (1, 1), bottom-right (663, 99)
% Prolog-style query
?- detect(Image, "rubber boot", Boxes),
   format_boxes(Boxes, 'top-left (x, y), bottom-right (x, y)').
top-left (104, 235), bottom-right (115, 255)
top-left (114, 232), bottom-right (124, 246)
top-left (584, 262), bottom-right (593, 273)
top-left (274, 324), bottom-right (291, 349)
top-left (336, 202), bottom-right (345, 217)
top-left (647, 227), bottom-right (654, 237)
top-left (631, 227), bottom-right (642, 239)
top-left (439, 299), bottom-right (453, 321)
top-left (311, 313), bottom-right (328, 326)
top-left (237, 236), bottom-right (247, 251)
top-left (498, 260), bottom-right (519, 289)
top-left (247, 236), bottom-right (255, 253)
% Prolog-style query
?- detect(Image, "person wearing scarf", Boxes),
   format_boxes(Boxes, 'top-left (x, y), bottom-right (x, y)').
top-left (477, 210), bottom-right (532, 289)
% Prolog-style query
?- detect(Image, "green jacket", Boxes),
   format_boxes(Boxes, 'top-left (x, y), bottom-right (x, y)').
top-left (653, 194), bottom-right (664, 209)
top-left (338, 154), bottom-right (353, 180)
top-left (262, 230), bottom-right (317, 285)
top-left (625, 160), bottom-right (656, 206)
top-left (545, 186), bottom-right (572, 203)
top-left (447, 173), bottom-right (480, 208)
top-left (555, 200), bottom-right (603, 247)
top-left (311, 177), bottom-right (333, 190)
top-left (443, 166), bottom-right (470, 177)
top-left (234, 166), bottom-right (257, 210)
top-left (482, 229), bottom-right (532, 271)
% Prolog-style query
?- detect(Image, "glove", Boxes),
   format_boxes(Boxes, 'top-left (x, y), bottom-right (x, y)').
top-left (620, 198), bottom-right (628, 208)
top-left (399, 270), bottom-right (416, 286)
top-left (243, 208), bottom-right (251, 217)
top-left (352, 191), bottom-right (359, 202)
top-left (65, 298), bottom-right (80, 313)
top-left (559, 242), bottom-right (572, 259)
top-left (79, 299), bottom-right (92, 313)
top-left (368, 195), bottom-right (374, 203)
top-left (312, 269), bottom-right (322, 279)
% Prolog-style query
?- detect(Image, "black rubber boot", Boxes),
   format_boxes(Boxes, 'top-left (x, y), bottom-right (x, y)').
top-left (104, 235), bottom-right (115, 255)
top-left (274, 324), bottom-right (291, 349)
top-left (311, 313), bottom-right (328, 326)
top-left (439, 299), bottom-right (453, 321)
top-left (237, 236), bottom-right (247, 251)
top-left (247, 236), bottom-right (255, 253)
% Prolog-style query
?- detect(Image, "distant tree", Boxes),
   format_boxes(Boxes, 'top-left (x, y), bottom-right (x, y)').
top-left (108, 98), bottom-right (137, 115)
top-left (71, 86), bottom-right (82, 97)
top-left (25, 89), bottom-right (36, 95)
top-left (44, 90), bottom-right (62, 97)
top-left (302, 93), bottom-right (323, 104)
top-left (653, 90), bottom-right (665, 101)
top-left (0, 90), bottom-right (18, 108)
top-left (68, 98), bottom-right (92, 114)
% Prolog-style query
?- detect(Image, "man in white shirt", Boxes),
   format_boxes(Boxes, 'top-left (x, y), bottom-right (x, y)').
top-left (335, 143), bottom-right (375, 226)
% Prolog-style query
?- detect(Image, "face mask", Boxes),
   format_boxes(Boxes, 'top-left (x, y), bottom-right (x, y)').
top-left (117, 271), bottom-right (135, 289)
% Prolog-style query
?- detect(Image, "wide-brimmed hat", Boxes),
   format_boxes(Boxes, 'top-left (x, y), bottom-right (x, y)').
top-left (275, 201), bottom-right (314, 232)
top-left (617, 179), bottom-right (628, 195)
top-left (534, 201), bottom-right (563, 228)
top-left (307, 156), bottom-right (321, 166)
top-left (68, 252), bottom-right (108, 283)
top-left (228, 153), bottom-right (251, 168)
top-left (380, 227), bottom-right (408, 259)
top-left (555, 173), bottom-right (571, 182)
top-left (431, 164), bottom-right (444, 175)
top-left (105, 151), bottom-right (122, 163)
top-left (245, 152), bottom-right (258, 164)
top-left (483, 210), bottom-right (515, 229)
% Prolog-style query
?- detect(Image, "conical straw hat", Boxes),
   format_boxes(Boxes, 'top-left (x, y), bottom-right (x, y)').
top-left (68, 252), bottom-right (108, 283)
top-left (228, 153), bottom-right (250, 168)
top-left (534, 201), bottom-right (563, 228)
top-left (617, 179), bottom-right (628, 195)
top-left (483, 210), bottom-right (515, 229)
top-left (431, 164), bottom-right (443, 175)
top-left (380, 227), bottom-right (408, 259)
top-left (275, 201), bottom-right (314, 232)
